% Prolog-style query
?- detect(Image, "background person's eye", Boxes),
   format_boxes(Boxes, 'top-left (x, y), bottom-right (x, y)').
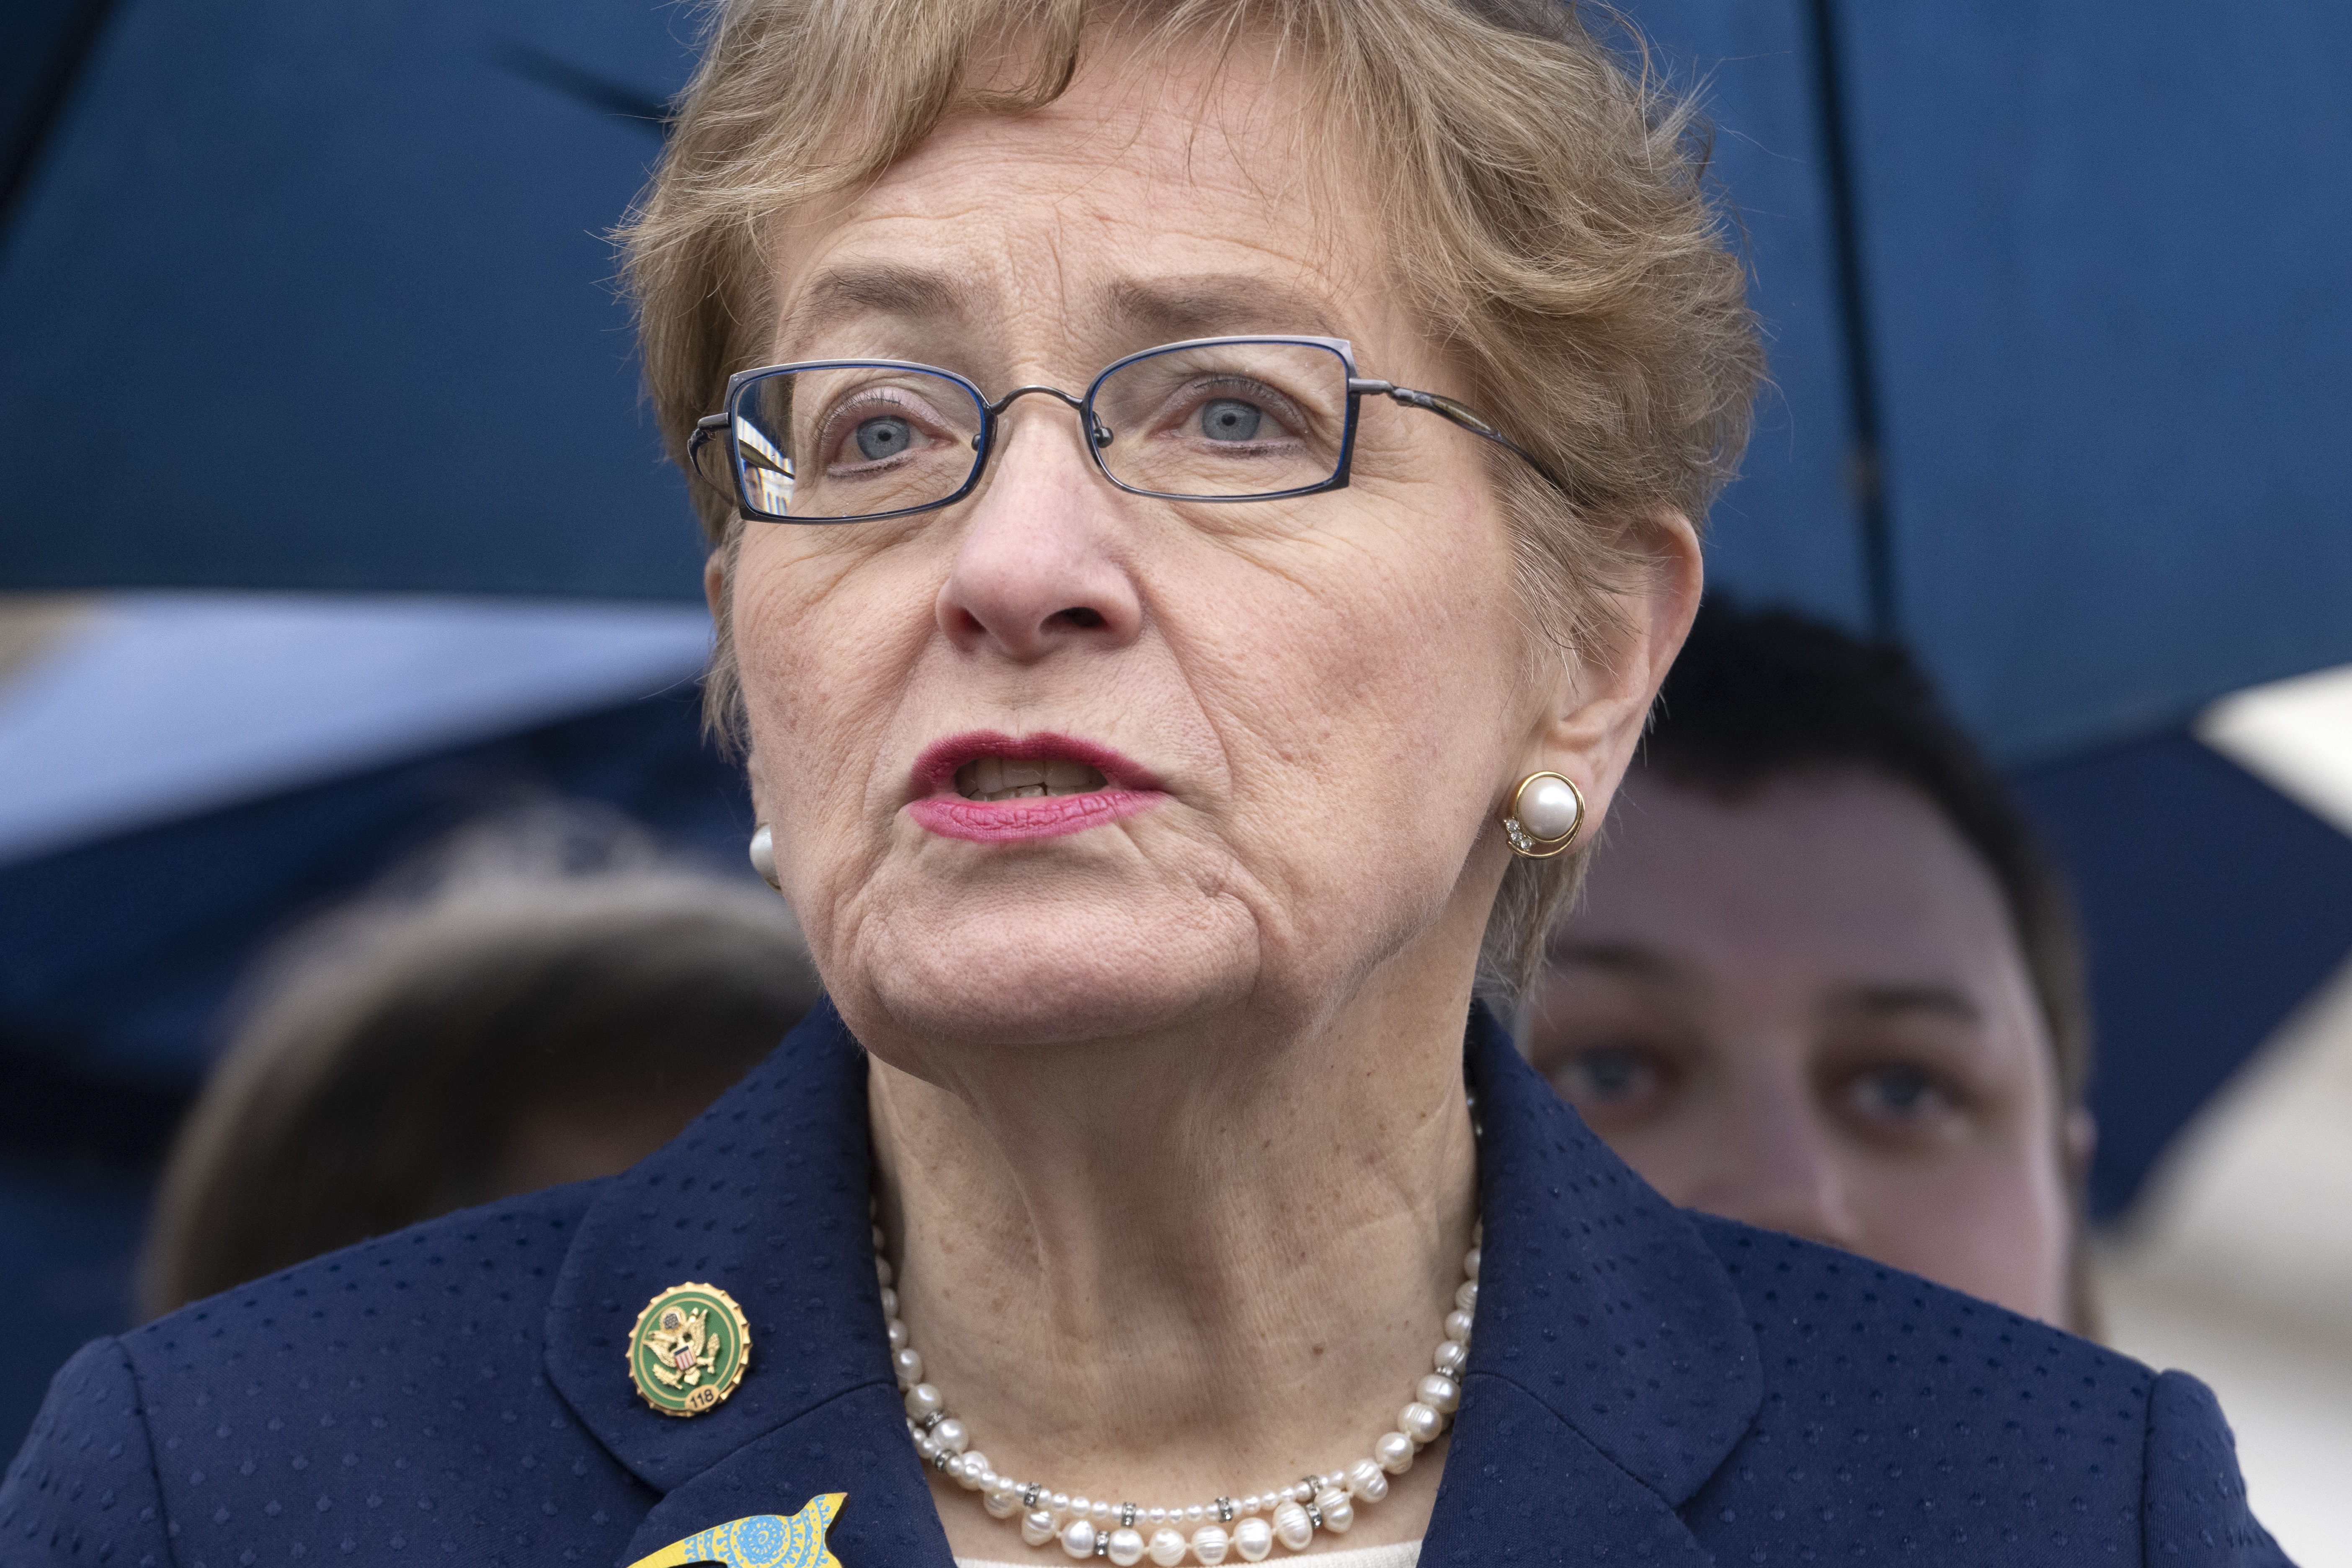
top-left (1845, 1063), bottom-right (1952, 1122)
top-left (1553, 1044), bottom-right (1667, 1107)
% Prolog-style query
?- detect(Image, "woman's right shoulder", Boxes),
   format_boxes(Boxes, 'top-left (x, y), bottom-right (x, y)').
top-left (1, 1335), bottom-right (164, 1566)
top-left (131, 1175), bottom-right (604, 1359)
top-left (2, 1179), bottom-right (616, 1567)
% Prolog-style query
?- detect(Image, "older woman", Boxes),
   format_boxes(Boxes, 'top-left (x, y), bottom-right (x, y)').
top-left (3, 2), bottom-right (2282, 1565)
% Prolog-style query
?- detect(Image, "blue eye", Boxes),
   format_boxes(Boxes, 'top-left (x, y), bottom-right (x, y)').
top-left (1853, 1065), bottom-right (1941, 1118)
top-left (1198, 398), bottom-right (1264, 442)
top-left (854, 416), bottom-right (914, 460)
top-left (1563, 1045), bottom-right (1661, 1103)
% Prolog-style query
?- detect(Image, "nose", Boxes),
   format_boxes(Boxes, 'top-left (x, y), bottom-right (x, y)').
top-left (1678, 1074), bottom-right (1865, 1253)
top-left (935, 402), bottom-right (1145, 662)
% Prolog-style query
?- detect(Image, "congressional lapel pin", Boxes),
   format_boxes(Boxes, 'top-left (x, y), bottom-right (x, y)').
top-left (624, 1495), bottom-right (846, 1568)
top-left (628, 1282), bottom-right (751, 1416)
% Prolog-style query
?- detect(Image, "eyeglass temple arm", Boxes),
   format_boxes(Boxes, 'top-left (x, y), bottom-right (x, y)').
top-left (1347, 379), bottom-right (1573, 501)
top-left (686, 413), bottom-right (739, 493)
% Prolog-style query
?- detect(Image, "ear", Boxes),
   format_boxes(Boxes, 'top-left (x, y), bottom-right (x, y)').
top-left (703, 549), bottom-right (730, 624)
top-left (1512, 510), bottom-right (1702, 832)
top-left (740, 742), bottom-right (775, 832)
top-left (2065, 1106), bottom-right (2098, 1176)
top-left (703, 547), bottom-right (770, 823)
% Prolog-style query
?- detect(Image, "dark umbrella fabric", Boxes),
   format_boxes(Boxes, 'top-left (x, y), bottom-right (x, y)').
top-left (1620, 0), bottom-right (2352, 760)
top-left (5, 0), bottom-right (2351, 756)
top-left (2015, 732), bottom-right (2352, 1221)
top-left (0, 0), bottom-right (707, 601)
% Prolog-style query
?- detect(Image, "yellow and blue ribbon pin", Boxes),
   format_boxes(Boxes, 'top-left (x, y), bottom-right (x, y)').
top-left (624, 1493), bottom-right (845, 1568)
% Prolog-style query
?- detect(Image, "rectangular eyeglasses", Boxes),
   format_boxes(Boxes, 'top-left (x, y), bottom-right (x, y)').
top-left (686, 335), bottom-right (1568, 524)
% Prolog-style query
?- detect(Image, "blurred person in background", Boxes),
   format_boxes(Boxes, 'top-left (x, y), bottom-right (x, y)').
top-left (1522, 601), bottom-right (2100, 1331)
top-left (142, 808), bottom-right (820, 1315)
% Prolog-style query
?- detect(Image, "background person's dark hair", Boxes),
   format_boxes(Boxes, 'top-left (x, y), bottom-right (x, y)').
top-left (1641, 599), bottom-right (2099, 1328)
top-left (142, 811), bottom-right (821, 1318)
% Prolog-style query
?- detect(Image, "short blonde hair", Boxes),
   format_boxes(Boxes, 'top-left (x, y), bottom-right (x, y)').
top-left (623, 0), bottom-right (1761, 995)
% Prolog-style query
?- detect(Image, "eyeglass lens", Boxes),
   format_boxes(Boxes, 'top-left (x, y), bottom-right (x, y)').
top-left (723, 365), bottom-right (983, 521)
top-left (718, 340), bottom-right (1353, 521)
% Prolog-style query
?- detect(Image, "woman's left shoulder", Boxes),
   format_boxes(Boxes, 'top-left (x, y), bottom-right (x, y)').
top-left (1684, 1213), bottom-right (2290, 1564)
top-left (1697, 1211), bottom-right (2131, 1377)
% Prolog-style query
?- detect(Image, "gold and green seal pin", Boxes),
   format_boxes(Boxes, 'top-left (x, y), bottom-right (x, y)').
top-left (628, 1282), bottom-right (751, 1416)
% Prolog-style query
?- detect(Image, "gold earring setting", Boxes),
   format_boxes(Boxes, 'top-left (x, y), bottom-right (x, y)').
top-left (1501, 772), bottom-right (1585, 859)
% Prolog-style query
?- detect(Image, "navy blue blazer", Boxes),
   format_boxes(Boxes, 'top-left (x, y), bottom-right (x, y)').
top-left (4, 1001), bottom-right (2289, 1566)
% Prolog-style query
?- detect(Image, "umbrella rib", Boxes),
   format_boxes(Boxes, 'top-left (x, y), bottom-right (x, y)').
top-left (488, 39), bottom-right (672, 137)
top-left (1803, 0), bottom-right (1899, 641)
top-left (0, 0), bottom-right (131, 242)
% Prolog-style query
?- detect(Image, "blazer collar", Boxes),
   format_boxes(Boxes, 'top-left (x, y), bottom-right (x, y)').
top-left (1455, 1001), bottom-right (1761, 1504)
top-left (550, 1001), bottom-right (1758, 1562)
top-left (546, 998), bottom-right (890, 1494)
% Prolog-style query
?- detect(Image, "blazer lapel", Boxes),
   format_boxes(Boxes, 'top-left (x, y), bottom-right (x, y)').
top-left (544, 999), bottom-right (952, 1563)
top-left (619, 1384), bottom-right (952, 1568)
top-left (1421, 1004), bottom-right (1762, 1559)
top-left (547, 1000), bottom-right (1751, 1565)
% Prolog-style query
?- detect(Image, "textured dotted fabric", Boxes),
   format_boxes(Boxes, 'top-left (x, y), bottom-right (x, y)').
top-left (3, 1185), bottom-right (654, 1568)
top-left (1684, 1220), bottom-right (2159, 1560)
top-left (3, 1001), bottom-right (2292, 1567)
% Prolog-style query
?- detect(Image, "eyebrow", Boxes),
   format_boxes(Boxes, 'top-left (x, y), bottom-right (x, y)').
top-left (1543, 941), bottom-right (1683, 983)
top-left (1547, 946), bottom-right (1988, 1028)
top-left (1829, 983), bottom-right (1984, 1025)
top-left (1100, 276), bottom-right (1344, 344)
top-left (773, 262), bottom-right (972, 352)
top-left (774, 265), bottom-right (1345, 363)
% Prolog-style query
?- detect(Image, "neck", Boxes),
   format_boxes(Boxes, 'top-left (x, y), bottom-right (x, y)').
top-left (867, 955), bottom-right (1483, 1558)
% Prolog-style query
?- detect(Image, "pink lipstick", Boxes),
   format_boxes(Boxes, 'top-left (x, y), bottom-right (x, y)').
top-left (907, 731), bottom-right (1165, 843)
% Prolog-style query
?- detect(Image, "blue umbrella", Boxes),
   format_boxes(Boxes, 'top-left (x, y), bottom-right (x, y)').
top-left (6, 0), bottom-right (2351, 753)
top-left (0, 0), bottom-right (706, 599)
top-left (1625, 0), bottom-right (2352, 759)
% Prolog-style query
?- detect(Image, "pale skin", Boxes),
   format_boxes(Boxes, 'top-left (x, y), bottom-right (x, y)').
top-left (1521, 770), bottom-right (2089, 1328)
top-left (710, 39), bottom-right (1700, 1560)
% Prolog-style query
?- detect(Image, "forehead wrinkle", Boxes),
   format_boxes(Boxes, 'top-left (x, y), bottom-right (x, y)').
top-left (1100, 275), bottom-right (1344, 344)
top-left (774, 261), bottom-right (973, 353)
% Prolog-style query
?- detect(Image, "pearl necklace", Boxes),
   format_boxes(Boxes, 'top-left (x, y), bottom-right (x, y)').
top-left (876, 1210), bottom-right (1480, 1565)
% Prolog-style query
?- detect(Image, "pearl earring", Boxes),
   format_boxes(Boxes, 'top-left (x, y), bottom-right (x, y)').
top-left (748, 823), bottom-right (781, 890)
top-left (1501, 771), bottom-right (1584, 859)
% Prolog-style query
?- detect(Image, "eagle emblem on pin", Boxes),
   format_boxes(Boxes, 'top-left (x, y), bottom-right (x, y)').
top-left (628, 1282), bottom-right (751, 1416)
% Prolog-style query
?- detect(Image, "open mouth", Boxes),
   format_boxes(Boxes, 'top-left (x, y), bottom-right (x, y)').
top-left (909, 731), bottom-right (1161, 843)
top-left (954, 757), bottom-right (1110, 801)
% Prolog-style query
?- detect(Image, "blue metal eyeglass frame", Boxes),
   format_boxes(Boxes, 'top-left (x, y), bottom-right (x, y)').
top-left (686, 333), bottom-right (1571, 524)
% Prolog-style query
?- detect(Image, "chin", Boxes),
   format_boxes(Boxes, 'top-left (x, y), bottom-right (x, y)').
top-left (840, 889), bottom-right (1258, 1052)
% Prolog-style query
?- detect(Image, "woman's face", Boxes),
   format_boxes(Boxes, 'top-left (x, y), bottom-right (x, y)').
top-left (1522, 769), bottom-right (2080, 1326)
top-left (727, 46), bottom-right (1642, 1058)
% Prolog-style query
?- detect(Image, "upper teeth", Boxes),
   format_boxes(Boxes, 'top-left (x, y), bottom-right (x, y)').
top-left (955, 757), bottom-right (1108, 801)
